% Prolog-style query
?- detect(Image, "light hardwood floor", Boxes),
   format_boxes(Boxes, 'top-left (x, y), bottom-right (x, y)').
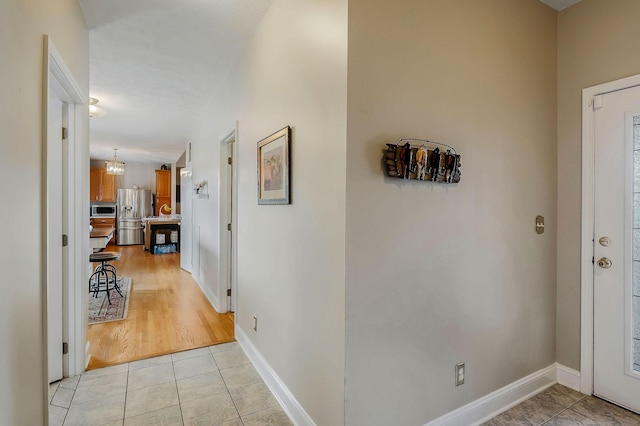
top-left (87, 244), bottom-right (234, 370)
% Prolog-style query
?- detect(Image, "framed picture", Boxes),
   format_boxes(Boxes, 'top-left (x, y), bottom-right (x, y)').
top-left (257, 126), bottom-right (291, 205)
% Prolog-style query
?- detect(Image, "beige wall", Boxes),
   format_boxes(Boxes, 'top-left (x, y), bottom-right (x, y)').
top-left (0, 0), bottom-right (88, 424)
top-left (189, 0), bottom-right (347, 423)
top-left (346, 1), bottom-right (557, 424)
top-left (556, 0), bottom-right (640, 370)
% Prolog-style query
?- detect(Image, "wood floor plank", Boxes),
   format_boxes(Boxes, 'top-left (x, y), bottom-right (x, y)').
top-left (87, 244), bottom-right (234, 370)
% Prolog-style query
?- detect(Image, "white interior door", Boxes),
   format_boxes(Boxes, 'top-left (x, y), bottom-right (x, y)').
top-left (593, 85), bottom-right (640, 413)
top-left (47, 96), bottom-right (64, 383)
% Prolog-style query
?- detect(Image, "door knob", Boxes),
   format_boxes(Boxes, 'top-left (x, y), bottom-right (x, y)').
top-left (596, 257), bottom-right (612, 269)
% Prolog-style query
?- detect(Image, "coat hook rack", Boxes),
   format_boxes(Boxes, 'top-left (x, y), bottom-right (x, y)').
top-left (383, 138), bottom-right (461, 183)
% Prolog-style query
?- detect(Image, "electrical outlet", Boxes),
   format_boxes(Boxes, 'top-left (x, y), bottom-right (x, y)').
top-left (455, 363), bottom-right (465, 386)
top-left (252, 315), bottom-right (257, 332)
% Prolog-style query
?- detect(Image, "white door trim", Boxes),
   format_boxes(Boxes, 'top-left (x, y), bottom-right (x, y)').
top-left (43, 34), bottom-right (88, 397)
top-left (581, 73), bottom-right (640, 395)
top-left (218, 123), bottom-right (238, 313)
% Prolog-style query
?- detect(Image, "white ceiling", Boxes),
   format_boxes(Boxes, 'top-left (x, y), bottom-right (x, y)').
top-left (82, 0), bottom-right (580, 164)
top-left (79, 0), bottom-right (272, 163)
top-left (540, 0), bottom-right (582, 11)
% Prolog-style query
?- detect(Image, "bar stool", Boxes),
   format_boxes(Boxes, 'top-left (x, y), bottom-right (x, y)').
top-left (89, 252), bottom-right (122, 305)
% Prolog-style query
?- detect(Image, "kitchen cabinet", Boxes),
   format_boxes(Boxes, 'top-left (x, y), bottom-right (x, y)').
top-left (91, 217), bottom-right (115, 228)
top-left (155, 169), bottom-right (172, 215)
top-left (90, 168), bottom-right (117, 202)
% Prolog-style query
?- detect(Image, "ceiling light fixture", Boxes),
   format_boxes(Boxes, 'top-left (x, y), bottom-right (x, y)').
top-left (89, 97), bottom-right (108, 119)
top-left (105, 148), bottom-right (125, 175)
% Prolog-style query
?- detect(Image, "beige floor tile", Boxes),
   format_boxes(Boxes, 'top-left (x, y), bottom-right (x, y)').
top-left (171, 347), bottom-right (211, 362)
top-left (538, 384), bottom-right (586, 408)
top-left (213, 349), bottom-right (250, 370)
top-left (483, 392), bottom-right (565, 426)
top-left (81, 363), bottom-right (129, 379)
top-left (123, 404), bottom-right (183, 426)
top-left (127, 361), bottom-right (175, 391)
top-left (51, 386), bottom-right (75, 409)
top-left (220, 363), bottom-right (262, 389)
top-left (48, 404), bottom-right (67, 426)
top-left (181, 392), bottom-right (239, 425)
top-left (174, 354), bottom-right (217, 380)
top-left (59, 375), bottom-right (81, 390)
top-left (210, 341), bottom-right (240, 354)
top-left (49, 382), bottom-right (59, 403)
top-left (569, 396), bottom-right (640, 426)
top-left (229, 382), bottom-right (278, 416)
top-left (544, 409), bottom-right (602, 425)
top-left (241, 405), bottom-right (293, 426)
top-left (73, 372), bottom-right (128, 403)
top-left (125, 381), bottom-right (179, 419)
top-left (64, 392), bottom-right (125, 426)
top-left (176, 371), bottom-right (227, 403)
top-left (129, 354), bottom-right (173, 371)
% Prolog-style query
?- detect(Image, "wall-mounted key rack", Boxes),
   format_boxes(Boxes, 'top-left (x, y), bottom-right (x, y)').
top-left (383, 138), bottom-right (461, 183)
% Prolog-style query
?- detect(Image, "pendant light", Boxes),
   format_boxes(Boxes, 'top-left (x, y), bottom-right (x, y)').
top-left (105, 148), bottom-right (125, 175)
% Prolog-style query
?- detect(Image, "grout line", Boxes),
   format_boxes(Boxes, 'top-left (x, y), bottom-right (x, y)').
top-left (172, 358), bottom-right (186, 426)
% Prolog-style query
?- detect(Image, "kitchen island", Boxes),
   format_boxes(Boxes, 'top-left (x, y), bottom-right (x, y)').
top-left (142, 217), bottom-right (181, 254)
top-left (90, 226), bottom-right (115, 251)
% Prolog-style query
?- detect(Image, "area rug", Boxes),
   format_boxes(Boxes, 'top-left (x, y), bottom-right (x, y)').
top-left (88, 277), bottom-right (132, 325)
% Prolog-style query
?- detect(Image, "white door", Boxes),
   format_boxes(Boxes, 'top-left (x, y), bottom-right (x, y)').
top-left (47, 96), bottom-right (64, 383)
top-left (180, 169), bottom-right (193, 273)
top-left (593, 85), bottom-right (640, 413)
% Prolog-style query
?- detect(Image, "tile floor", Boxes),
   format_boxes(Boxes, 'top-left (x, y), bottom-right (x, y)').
top-left (483, 383), bottom-right (640, 425)
top-left (48, 342), bottom-right (293, 426)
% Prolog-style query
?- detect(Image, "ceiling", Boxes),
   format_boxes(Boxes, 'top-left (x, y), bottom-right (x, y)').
top-left (79, 0), bottom-right (272, 163)
top-left (81, 0), bottom-right (580, 164)
top-left (540, 0), bottom-right (582, 11)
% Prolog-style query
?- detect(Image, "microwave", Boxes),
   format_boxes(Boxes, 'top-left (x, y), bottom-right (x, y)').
top-left (91, 203), bottom-right (116, 217)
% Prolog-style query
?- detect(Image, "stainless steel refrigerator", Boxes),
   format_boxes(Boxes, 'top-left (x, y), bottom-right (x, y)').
top-left (116, 189), bottom-right (153, 245)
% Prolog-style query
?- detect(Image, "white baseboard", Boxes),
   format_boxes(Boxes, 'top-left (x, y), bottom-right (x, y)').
top-left (235, 326), bottom-right (315, 426)
top-left (194, 275), bottom-right (221, 313)
top-left (425, 365), bottom-right (558, 426)
top-left (555, 363), bottom-right (581, 391)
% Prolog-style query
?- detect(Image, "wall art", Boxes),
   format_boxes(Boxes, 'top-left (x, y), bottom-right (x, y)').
top-left (257, 126), bottom-right (291, 204)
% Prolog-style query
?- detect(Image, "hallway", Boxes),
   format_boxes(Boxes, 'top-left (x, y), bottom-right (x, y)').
top-left (87, 245), bottom-right (234, 369)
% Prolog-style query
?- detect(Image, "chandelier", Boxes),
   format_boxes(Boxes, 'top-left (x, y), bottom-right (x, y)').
top-left (105, 148), bottom-right (125, 175)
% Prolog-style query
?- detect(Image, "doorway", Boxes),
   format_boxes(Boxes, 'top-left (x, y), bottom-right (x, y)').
top-left (582, 75), bottom-right (640, 413)
top-left (219, 125), bottom-right (238, 313)
top-left (44, 35), bottom-right (88, 388)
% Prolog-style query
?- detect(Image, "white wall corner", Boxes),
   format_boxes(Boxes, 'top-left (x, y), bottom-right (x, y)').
top-left (194, 274), bottom-right (222, 313)
top-left (235, 326), bottom-right (316, 426)
top-left (424, 364), bottom-right (557, 426)
top-left (554, 363), bottom-right (581, 392)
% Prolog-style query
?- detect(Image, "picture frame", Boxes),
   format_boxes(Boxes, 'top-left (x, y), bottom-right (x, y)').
top-left (257, 126), bottom-right (291, 205)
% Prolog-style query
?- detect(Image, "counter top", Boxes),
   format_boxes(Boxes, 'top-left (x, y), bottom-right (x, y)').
top-left (90, 226), bottom-right (115, 250)
top-left (90, 227), bottom-right (115, 238)
top-left (142, 217), bottom-right (181, 224)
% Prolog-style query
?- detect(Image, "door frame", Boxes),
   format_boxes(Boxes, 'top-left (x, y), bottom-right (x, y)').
top-left (43, 34), bottom-right (88, 395)
top-left (218, 123), bottom-right (238, 313)
top-left (581, 73), bottom-right (640, 395)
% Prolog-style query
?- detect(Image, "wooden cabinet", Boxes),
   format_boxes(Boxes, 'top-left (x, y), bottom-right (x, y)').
top-left (155, 170), bottom-right (172, 215)
top-left (90, 168), bottom-right (117, 202)
top-left (90, 218), bottom-right (115, 228)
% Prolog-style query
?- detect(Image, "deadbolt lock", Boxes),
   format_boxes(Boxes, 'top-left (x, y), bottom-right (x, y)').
top-left (596, 257), bottom-right (612, 269)
top-left (598, 236), bottom-right (611, 247)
